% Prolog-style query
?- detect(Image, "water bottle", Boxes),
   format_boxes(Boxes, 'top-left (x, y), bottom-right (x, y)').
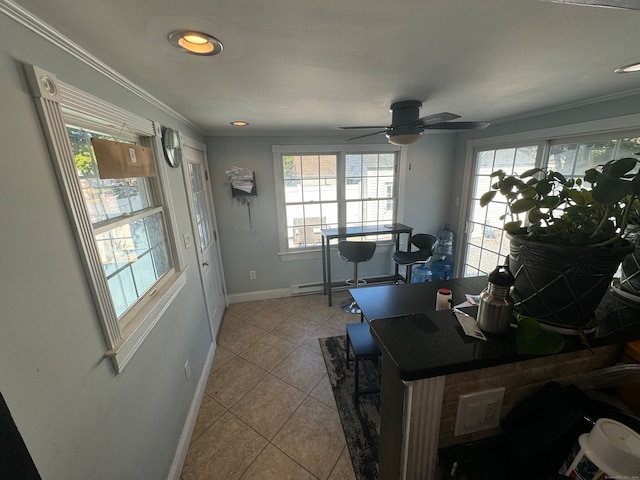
top-left (411, 264), bottom-right (432, 283)
top-left (477, 265), bottom-right (515, 335)
top-left (431, 258), bottom-right (452, 280)
top-left (435, 224), bottom-right (455, 260)
top-left (433, 224), bottom-right (455, 279)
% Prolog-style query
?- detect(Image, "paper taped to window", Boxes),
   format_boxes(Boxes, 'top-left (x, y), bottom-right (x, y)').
top-left (91, 138), bottom-right (156, 179)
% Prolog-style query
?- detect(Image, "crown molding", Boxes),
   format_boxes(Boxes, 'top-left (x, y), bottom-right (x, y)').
top-left (0, 0), bottom-right (204, 135)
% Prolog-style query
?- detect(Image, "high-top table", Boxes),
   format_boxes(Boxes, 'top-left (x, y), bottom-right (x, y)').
top-left (350, 276), bottom-right (487, 323)
top-left (320, 223), bottom-right (413, 306)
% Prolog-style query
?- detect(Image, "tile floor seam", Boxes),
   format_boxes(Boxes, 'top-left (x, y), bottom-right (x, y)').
top-left (326, 444), bottom-right (350, 480)
top-left (263, 440), bottom-right (321, 480)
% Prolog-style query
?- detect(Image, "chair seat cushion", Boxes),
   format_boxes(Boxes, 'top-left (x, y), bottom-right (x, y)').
top-left (346, 323), bottom-right (381, 357)
top-left (392, 249), bottom-right (431, 265)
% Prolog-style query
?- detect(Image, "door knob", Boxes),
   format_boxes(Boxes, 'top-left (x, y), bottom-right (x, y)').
top-left (202, 261), bottom-right (209, 266)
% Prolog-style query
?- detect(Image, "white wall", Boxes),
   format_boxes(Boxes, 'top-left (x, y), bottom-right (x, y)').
top-left (205, 134), bottom-right (457, 296)
top-left (0, 14), bottom-right (212, 480)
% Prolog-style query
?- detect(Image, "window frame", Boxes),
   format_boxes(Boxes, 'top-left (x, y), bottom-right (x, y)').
top-left (27, 65), bottom-right (186, 373)
top-left (457, 116), bottom-right (640, 278)
top-left (273, 144), bottom-right (407, 261)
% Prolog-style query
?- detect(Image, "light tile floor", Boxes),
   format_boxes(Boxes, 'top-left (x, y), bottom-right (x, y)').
top-left (180, 291), bottom-right (359, 480)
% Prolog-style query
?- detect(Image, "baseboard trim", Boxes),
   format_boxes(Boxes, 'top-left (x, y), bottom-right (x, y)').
top-left (227, 287), bottom-right (292, 304)
top-left (166, 340), bottom-right (216, 480)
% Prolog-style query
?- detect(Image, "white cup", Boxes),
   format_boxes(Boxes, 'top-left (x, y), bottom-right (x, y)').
top-left (560, 418), bottom-right (640, 479)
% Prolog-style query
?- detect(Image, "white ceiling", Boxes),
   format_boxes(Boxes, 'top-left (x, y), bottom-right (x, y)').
top-left (11, 0), bottom-right (640, 136)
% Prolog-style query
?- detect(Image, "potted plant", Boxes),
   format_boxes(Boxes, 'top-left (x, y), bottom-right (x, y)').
top-left (480, 156), bottom-right (640, 329)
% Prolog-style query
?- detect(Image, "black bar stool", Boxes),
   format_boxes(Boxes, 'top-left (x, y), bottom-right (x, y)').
top-left (392, 233), bottom-right (437, 283)
top-left (345, 322), bottom-right (381, 403)
top-left (338, 240), bottom-right (377, 314)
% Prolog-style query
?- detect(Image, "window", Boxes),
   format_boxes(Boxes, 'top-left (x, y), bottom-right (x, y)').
top-left (66, 126), bottom-right (172, 327)
top-left (463, 145), bottom-right (539, 277)
top-left (274, 144), bottom-right (404, 255)
top-left (28, 65), bottom-right (185, 372)
top-left (462, 131), bottom-right (640, 277)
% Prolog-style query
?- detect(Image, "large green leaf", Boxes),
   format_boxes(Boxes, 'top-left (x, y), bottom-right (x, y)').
top-left (592, 178), bottom-right (632, 204)
top-left (608, 157), bottom-right (638, 177)
top-left (520, 167), bottom-right (543, 178)
top-left (504, 221), bottom-right (522, 233)
top-left (516, 316), bottom-right (565, 355)
top-left (539, 196), bottom-right (561, 209)
top-left (480, 190), bottom-right (496, 207)
top-left (535, 180), bottom-right (552, 195)
top-left (510, 198), bottom-right (537, 214)
top-left (567, 190), bottom-right (586, 205)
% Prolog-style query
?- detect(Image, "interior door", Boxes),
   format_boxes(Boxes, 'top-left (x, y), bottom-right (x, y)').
top-left (183, 144), bottom-right (226, 339)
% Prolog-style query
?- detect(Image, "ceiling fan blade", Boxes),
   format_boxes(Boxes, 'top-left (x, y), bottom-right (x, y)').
top-left (416, 112), bottom-right (461, 126)
top-left (540, 0), bottom-right (640, 9)
top-left (423, 122), bottom-right (490, 130)
top-left (338, 125), bottom-right (388, 130)
top-left (347, 130), bottom-right (388, 141)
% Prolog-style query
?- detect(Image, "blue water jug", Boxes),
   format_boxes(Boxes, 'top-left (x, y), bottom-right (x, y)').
top-left (411, 264), bottom-right (432, 283)
top-left (435, 224), bottom-right (455, 259)
top-left (432, 258), bottom-right (452, 281)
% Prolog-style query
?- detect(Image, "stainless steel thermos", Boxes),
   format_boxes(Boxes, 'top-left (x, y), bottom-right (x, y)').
top-left (477, 265), bottom-right (515, 335)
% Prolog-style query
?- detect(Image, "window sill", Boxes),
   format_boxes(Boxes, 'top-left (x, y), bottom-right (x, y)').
top-left (106, 267), bottom-right (188, 373)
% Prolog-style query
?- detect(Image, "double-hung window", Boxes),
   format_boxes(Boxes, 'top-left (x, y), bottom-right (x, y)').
top-left (273, 144), bottom-right (404, 255)
top-left (462, 131), bottom-right (640, 277)
top-left (28, 65), bottom-right (185, 372)
top-left (65, 126), bottom-right (172, 327)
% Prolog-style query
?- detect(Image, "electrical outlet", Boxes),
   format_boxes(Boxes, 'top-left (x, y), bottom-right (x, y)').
top-left (249, 270), bottom-right (256, 280)
top-left (184, 359), bottom-right (191, 381)
top-left (454, 387), bottom-right (505, 436)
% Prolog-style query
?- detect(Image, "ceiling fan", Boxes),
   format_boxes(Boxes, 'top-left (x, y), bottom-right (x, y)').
top-left (339, 101), bottom-right (490, 145)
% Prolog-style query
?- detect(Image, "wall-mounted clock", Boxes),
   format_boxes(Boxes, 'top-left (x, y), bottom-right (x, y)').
top-left (162, 127), bottom-right (183, 168)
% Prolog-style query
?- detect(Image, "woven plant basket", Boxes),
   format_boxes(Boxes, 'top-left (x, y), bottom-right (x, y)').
top-left (620, 234), bottom-right (640, 297)
top-left (508, 234), bottom-right (633, 329)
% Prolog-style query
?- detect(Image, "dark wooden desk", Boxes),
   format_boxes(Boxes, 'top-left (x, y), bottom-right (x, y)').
top-left (320, 223), bottom-right (413, 306)
top-left (350, 277), bottom-right (488, 322)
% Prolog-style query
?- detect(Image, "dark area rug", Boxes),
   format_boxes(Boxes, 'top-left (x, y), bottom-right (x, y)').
top-left (319, 335), bottom-right (381, 480)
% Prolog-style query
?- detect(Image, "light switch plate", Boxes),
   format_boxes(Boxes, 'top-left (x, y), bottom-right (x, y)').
top-left (454, 387), bottom-right (505, 436)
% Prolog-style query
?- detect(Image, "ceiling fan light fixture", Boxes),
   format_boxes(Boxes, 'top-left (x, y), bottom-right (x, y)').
top-left (614, 62), bottom-right (640, 73)
top-left (168, 30), bottom-right (223, 56)
top-left (387, 132), bottom-right (422, 146)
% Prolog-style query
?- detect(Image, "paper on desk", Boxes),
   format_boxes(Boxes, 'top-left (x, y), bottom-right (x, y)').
top-left (454, 293), bottom-right (481, 309)
top-left (453, 308), bottom-right (487, 341)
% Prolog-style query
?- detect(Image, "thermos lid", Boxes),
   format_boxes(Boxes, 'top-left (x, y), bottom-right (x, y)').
top-left (488, 265), bottom-right (515, 287)
top-left (438, 288), bottom-right (451, 295)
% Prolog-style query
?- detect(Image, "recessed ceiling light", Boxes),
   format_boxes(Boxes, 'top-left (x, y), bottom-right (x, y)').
top-left (168, 30), bottom-right (223, 56)
top-left (614, 62), bottom-right (640, 73)
top-left (230, 121), bottom-right (250, 126)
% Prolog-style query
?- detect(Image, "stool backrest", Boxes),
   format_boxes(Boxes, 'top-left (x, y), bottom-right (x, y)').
top-left (412, 234), bottom-right (437, 254)
top-left (338, 240), bottom-right (377, 263)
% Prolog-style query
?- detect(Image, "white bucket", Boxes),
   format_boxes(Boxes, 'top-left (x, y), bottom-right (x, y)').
top-left (559, 418), bottom-right (640, 479)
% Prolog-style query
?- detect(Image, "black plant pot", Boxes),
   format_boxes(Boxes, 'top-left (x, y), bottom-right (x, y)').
top-left (508, 234), bottom-right (633, 329)
top-left (620, 234), bottom-right (640, 297)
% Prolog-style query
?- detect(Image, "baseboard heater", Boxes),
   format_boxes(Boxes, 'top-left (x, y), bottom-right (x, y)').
top-left (289, 282), bottom-right (325, 296)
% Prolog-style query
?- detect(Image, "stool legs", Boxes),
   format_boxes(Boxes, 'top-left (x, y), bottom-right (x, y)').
top-left (342, 262), bottom-right (363, 314)
top-left (346, 323), bottom-right (381, 404)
